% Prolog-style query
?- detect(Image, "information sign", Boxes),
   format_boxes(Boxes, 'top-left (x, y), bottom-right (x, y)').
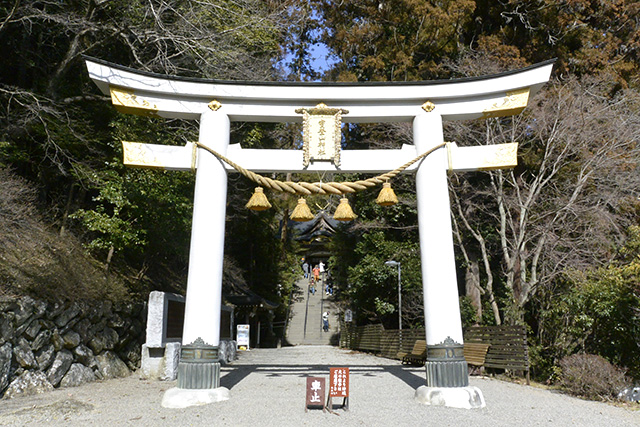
top-left (329, 367), bottom-right (349, 397)
top-left (326, 367), bottom-right (350, 412)
top-left (237, 324), bottom-right (250, 350)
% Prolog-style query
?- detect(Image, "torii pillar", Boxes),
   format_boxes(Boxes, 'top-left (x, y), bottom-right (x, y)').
top-left (414, 111), bottom-right (481, 406)
top-left (178, 110), bottom-right (229, 387)
top-left (161, 109), bottom-right (232, 407)
top-left (83, 56), bottom-right (554, 409)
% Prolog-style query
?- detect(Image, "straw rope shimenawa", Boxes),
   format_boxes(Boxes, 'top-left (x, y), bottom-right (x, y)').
top-left (193, 141), bottom-right (448, 196)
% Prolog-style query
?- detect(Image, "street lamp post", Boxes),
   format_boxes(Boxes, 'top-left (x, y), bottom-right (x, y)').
top-left (385, 260), bottom-right (402, 332)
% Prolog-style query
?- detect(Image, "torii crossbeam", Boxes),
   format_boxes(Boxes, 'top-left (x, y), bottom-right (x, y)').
top-left (84, 57), bottom-right (553, 409)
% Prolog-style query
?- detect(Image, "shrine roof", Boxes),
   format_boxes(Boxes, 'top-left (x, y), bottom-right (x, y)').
top-left (291, 211), bottom-right (341, 242)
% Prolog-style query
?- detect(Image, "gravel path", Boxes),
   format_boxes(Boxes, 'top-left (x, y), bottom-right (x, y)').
top-left (1, 346), bottom-right (638, 426)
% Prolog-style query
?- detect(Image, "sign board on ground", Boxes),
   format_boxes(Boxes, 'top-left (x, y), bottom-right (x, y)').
top-left (329, 367), bottom-right (349, 398)
top-left (306, 377), bottom-right (326, 411)
top-left (237, 324), bottom-right (249, 350)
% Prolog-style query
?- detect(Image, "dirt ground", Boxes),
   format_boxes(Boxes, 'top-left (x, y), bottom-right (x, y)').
top-left (1, 346), bottom-right (638, 426)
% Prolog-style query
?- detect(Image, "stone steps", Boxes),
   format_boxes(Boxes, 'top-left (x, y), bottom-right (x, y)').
top-left (286, 277), bottom-right (340, 346)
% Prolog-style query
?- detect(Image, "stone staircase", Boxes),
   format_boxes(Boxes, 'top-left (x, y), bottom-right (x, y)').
top-left (286, 277), bottom-right (340, 346)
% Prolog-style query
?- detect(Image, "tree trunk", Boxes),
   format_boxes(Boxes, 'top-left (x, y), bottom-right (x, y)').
top-left (464, 256), bottom-right (482, 322)
top-left (59, 185), bottom-right (75, 237)
top-left (105, 245), bottom-right (114, 274)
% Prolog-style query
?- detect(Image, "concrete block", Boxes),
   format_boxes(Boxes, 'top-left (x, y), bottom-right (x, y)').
top-left (163, 342), bottom-right (180, 380)
top-left (140, 344), bottom-right (163, 379)
top-left (415, 385), bottom-right (485, 409)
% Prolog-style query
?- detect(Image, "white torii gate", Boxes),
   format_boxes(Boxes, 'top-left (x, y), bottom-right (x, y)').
top-left (84, 57), bottom-right (553, 409)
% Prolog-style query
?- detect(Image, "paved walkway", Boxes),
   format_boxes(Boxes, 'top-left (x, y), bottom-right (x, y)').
top-left (1, 346), bottom-right (638, 426)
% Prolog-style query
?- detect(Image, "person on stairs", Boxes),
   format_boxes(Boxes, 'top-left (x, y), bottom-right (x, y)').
top-left (322, 311), bottom-right (329, 332)
top-left (313, 265), bottom-right (320, 282)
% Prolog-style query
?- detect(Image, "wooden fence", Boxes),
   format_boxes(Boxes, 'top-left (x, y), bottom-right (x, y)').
top-left (340, 323), bottom-right (529, 382)
top-left (464, 325), bottom-right (530, 384)
top-left (340, 323), bottom-right (425, 359)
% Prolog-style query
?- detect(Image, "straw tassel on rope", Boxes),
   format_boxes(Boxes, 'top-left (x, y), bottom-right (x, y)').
top-left (246, 187), bottom-right (271, 211)
top-left (193, 141), bottom-right (447, 219)
top-left (376, 182), bottom-right (398, 206)
top-left (333, 197), bottom-right (357, 221)
top-left (290, 198), bottom-right (314, 222)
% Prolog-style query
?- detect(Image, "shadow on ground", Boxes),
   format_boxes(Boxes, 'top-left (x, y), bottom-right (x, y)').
top-left (220, 363), bottom-right (425, 390)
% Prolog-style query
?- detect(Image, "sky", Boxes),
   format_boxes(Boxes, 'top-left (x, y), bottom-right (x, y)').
top-left (279, 41), bottom-right (337, 80)
top-left (308, 42), bottom-right (337, 74)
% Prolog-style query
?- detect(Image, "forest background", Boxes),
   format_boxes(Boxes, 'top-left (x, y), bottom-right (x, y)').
top-left (1, 0), bottom-right (639, 384)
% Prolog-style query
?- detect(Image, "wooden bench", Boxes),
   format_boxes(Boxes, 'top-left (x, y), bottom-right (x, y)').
top-left (397, 340), bottom-right (427, 365)
top-left (463, 342), bottom-right (490, 374)
top-left (465, 325), bottom-right (530, 384)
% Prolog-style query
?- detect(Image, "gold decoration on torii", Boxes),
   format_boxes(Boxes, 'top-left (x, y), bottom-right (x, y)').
top-left (422, 101), bottom-right (436, 112)
top-left (109, 86), bottom-right (159, 117)
top-left (482, 88), bottom-right (530, 118)
top-left (295, 103), bottom-right (348, 168)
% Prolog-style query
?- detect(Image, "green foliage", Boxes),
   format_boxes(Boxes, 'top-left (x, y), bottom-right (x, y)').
top-left (71, 208), bottom-right (145, 253)
top-left (66, 114), bottom-right (196, 286)
top-left (480, 300), bottom-right (499, 326)
top-left (334, 231), bottom-right (421, 327)
top-left (534, 227), bottom-right (640, 379)
top-left (315, 0), bottom-right (640, 85)
top-left (0, 0), bottom-right (295, 303)
top-left (374, 297), bottom-right (395, 316)
top-left (619, 225), bottom-right (640, 262)
top-left (472, 1), bottom-right (640, 82)
top-left (459, 296), bottom-right (478, 329)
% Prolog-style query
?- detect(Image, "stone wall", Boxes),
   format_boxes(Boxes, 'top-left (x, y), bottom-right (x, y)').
top-left (0, 296), bottom-right (146, 399)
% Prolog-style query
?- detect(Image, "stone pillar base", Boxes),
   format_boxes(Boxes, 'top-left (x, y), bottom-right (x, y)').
top-left (425, 359), bottom-right (469, 387)
top-left (415, 386), bottom-right (485, 409)
top-left (177, 338), bottom-right (220, 389)
top-left (425, 338), bottom-right (469, 387)
top-left (162, 387), bottom-right (230, 408)
top-left (177, 359), bottom-right (220, 389)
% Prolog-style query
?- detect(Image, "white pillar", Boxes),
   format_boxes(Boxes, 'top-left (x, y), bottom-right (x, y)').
top-left (414, 111), bottom-right (480, 401)
top-left (171, 108), bottom-right (231, 395)
top-left (182, 109), bottom-right (230, 346)
top-left (414, 112), bottom-right (463, 345)
top-left (163, 108), bottom-right (233, 407)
